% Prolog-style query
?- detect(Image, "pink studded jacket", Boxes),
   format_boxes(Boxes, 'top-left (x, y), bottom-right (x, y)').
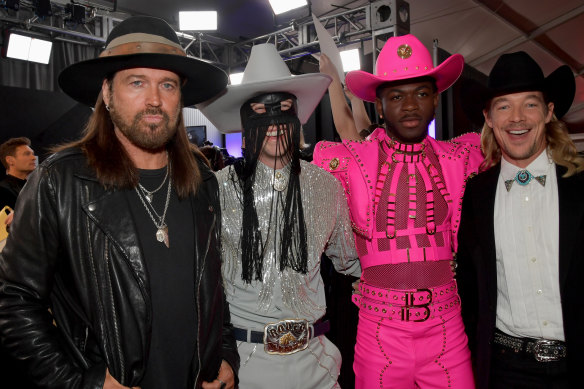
top-left (313, 128), bottom-right (483, 269)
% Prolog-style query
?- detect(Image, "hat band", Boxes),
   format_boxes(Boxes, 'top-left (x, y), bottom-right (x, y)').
top-left (100, 41), bottom-right (186, 58)
top-left (107, 33), bottom-right (183, 51)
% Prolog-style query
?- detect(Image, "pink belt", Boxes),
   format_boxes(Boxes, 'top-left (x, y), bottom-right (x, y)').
top-left (352, 280), bottom-right (459, 322)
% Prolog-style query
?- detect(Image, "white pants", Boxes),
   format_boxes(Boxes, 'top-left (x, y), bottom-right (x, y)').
top-left (236, 335), bottom-right (342, 389)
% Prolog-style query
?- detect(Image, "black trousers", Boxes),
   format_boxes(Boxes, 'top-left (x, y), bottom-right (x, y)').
top-left (490, 342), bottom-right (569, 389)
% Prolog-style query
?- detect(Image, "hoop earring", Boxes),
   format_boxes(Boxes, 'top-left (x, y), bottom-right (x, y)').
top-left (105, 105), bottom-right (110, 112)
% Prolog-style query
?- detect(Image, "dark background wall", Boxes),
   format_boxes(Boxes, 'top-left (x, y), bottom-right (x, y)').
top-left (0, 85), bottom-right (91, 160)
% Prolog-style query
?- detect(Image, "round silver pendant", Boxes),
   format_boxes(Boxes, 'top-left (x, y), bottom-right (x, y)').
top-left (272, 171), bottom-right (288, 191)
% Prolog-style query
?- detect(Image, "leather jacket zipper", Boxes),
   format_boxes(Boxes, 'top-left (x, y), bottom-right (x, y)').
top-left (194, 212), bottom-right (216, 388)
top-left (84, 185), bottom-right (125, 382)
top-left (105, 243), bottom-right (125, 381)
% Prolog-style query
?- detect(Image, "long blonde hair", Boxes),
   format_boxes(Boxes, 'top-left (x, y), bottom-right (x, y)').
top-left (481, 112), bottom-right (584, 177)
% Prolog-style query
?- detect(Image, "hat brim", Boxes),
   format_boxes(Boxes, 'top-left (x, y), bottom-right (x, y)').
top-left (58, 53), bottom-right (228, 107)
top-left (458, 78), bottom-right (490, 129)
top-left (544, 65), bottom-right (575, 119)
top-left (346, 53), bottom-right (464, 102)
top-left (197, 73), bottom-right (332, 133)
top-left (460, 65), bottom-right (575, 121)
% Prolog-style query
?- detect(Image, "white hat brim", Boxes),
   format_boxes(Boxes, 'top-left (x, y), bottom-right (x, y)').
top-left (197, 73), bottom-right (332, 134)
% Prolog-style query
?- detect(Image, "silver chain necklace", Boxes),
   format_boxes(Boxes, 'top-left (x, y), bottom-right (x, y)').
top-left (135, 162), bottom-right (172, 248)
top-left (138, 163), bottom-right (169, 203)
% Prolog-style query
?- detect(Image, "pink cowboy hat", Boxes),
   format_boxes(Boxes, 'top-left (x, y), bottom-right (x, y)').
top-left (346, 34), bottom-right (464, 102)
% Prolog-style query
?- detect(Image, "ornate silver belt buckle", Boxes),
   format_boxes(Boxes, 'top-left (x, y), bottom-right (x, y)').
top-left (533, 339), bottom-right (566, 362)
top-left (263, 319), bottom-right (310, 355)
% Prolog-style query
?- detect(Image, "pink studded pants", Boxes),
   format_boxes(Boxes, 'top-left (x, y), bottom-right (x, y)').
top-left (352, 281), bottom-right (475, 388)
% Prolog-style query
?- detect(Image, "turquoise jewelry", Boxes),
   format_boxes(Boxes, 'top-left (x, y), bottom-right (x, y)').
top-left (505, 169), bottom-right (546, 192)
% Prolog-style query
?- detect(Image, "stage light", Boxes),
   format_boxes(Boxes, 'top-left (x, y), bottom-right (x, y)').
top-left (179, 11), bottom-right (217, 31)
top-left (428, 119), bottom-right (436, 138)
top-left (28, 37), bottom-right (52, 63)
top-left (33, 0), bottom-right (52, 17)
top-left (340, 49), bottom-right (361, 72)
top-left (66, 4), bottom-right (87, 24)
top-left (269, 0), bottom-right (307, 15)
top-left (6, 34), bottom-right (29, 61)
top-left (225, 133), bottom-right (243, 158)
top-left (229, 72), bottom-right (244, 85)
top-left (370, 0), bottom-right (410, 34)
top-left (6, 33), bottom-right (52, 64)
top-left (4, 0), bottom-right (20, 11)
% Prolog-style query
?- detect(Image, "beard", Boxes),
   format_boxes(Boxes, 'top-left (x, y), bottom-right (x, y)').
top-left (109, 103), bottom-right (180, 151)
top-left (502, 139), bottom-right (541, 162)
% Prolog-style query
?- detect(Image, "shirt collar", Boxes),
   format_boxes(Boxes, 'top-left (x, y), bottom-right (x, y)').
top-left (500, 149), bottom-right (552, 181)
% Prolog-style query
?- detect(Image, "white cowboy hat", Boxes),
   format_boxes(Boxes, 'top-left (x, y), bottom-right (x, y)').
top-left (197, 43), bottom-right (332, 133)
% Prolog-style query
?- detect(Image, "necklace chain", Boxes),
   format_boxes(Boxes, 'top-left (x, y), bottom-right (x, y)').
top-left (139, 167), bottom-right (168, 198)
top-left (135, 161), bottom-right (172, 248)
top-left (138, 153), bottom-right (169, 202)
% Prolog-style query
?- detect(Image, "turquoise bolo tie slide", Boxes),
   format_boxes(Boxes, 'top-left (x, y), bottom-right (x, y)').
top-left (505, 169), bottom-right (547, 192)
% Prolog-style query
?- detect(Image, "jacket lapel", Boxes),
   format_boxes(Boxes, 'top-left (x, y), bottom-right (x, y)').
top-left (556, 166), bottom-right (584, 291)
top-left (473, 164), bottom-right (500, 305)
top-left (81, 184), bottom-right (148, 285)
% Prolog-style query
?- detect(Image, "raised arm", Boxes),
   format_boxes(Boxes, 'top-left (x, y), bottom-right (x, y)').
top-left (344, 85), bottom-right (372, 136)
top-left (319, 54), bottom-right (362, 141)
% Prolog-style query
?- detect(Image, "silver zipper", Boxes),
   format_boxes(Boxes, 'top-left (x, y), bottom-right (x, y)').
top-left (83, 185), bottom-right (107, 354)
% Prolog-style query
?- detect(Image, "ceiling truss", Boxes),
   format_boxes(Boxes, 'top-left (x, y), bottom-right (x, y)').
top-left (0, 1), bottom-right (402, 72)
top-left (471, 0), bottom-right (584, 77)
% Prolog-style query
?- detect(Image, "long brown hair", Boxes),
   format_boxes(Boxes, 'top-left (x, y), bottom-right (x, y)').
top-left (481, 108), bottom-right (584, 177)
top-left (54, 91), bottom-right (204, 198)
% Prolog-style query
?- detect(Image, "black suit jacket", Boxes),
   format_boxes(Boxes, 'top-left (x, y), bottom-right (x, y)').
top-left (457, 163), bottom-right (584, 389)
top-left (0, 174), bottom-right (27, 209)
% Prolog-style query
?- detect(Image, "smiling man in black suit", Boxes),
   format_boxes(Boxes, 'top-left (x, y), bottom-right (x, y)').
top-left (457, 51), bottom-right (583, 389)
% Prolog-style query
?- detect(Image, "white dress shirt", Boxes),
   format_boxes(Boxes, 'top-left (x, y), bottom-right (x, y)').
top-left (494, 150), bottom-right (564, 341)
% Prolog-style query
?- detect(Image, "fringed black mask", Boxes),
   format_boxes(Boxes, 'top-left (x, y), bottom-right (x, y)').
top-left (230, 92), bottom-right (308, 283)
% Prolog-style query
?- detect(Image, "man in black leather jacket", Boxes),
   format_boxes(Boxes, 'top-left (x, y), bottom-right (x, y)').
top-left (0, 16), bottom-right (239, 389)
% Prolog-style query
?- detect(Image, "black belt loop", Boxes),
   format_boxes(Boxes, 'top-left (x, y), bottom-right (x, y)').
top-left (233, 320), bottom-right (330, 344)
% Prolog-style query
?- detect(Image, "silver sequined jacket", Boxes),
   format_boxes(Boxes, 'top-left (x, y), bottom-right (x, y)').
top-left (216, 160), bottom-right (360, 330)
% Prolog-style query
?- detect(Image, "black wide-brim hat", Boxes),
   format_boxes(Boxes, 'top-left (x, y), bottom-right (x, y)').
top-left (460, 51), bottom-right (575, 123)
top-left (58, 16), bottom-right (228, 107)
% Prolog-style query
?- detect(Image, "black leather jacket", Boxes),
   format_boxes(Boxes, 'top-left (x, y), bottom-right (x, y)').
top-left (0, 148), bottom-right (239, 388)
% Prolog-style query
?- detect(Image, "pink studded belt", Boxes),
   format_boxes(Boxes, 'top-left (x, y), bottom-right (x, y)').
top-left (352, 280), bottom-right (460, 322)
